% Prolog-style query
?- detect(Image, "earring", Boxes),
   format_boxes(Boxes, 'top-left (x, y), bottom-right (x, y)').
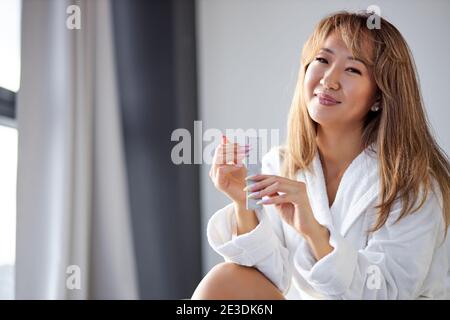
top-left (371, 104), bottom-right (380, 112)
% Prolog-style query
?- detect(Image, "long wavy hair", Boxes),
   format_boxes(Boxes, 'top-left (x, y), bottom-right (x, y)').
top-left (281, 11), bottom-right (450, 235)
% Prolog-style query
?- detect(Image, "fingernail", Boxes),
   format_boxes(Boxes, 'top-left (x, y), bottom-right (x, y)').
top-left (243, 186), bottom-right (251, 192)
top-left (245, 175), bottom-right (257, 180)
top-left (256, 200), bottom-right (265, 205)
top-left (247, 192), bottom-right (260, 199)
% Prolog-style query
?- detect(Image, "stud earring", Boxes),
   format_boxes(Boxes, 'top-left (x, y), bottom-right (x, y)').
top-left (371, 104), bottom-right (380, 112)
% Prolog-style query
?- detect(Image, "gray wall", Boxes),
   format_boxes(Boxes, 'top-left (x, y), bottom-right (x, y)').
top-left (196, 0), bottom-right (450, 273)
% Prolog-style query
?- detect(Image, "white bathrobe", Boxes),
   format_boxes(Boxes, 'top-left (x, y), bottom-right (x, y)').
top-left (207, 145), bottom-right (449, 299)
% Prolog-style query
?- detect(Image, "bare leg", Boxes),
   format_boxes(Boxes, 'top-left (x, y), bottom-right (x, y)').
top-left (191, 262), bottom-right (285, 300)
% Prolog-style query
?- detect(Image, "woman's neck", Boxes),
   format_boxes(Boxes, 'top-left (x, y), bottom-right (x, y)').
top-left (316, 124), bottom-right (364, 176)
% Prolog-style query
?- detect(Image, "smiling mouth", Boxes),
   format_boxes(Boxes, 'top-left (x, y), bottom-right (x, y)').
top-left (314, 93), bottom-right (341, 106)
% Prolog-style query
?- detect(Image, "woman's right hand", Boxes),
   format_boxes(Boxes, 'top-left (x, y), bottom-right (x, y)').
top-left (209, 136), bottom-right (250, 205)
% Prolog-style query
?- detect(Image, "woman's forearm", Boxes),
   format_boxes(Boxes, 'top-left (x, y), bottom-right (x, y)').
top-left (304, 223), bottom-right (334, 261)
top-left (234, 202), bottom-right (259, 236)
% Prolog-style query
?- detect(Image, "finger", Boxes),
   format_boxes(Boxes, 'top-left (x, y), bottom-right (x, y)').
top-left (245, 174), bottom-right (300, 190)
top-left (256, 193), bottom-right (291, 206)
top-left (219, 139), bottom-right (251, 151)
top-left (230, 156), bottom-right (246, 166)
top-left (219, 143), bottom-right (250, 151)
top-left (247, 182), bottom-right (277, 199)
top-left (212, 148), bottom-right (248, 166)
top-left (267, 192), bottom-right (280, 198)
top-left (212, 149), bottom-right (246, 171)
top-left (215, 151), bottom-right (247, 164)
top-left (247, 180), bottom-right (293, 200)
top-left (219, 147), bottom-right (250, 162)
top-left (243, 176), bottom-right (277, 193)
top-left (262, 180), bottom-right (295, 197)
top-left (214, 144), bottom-right (249, 162)
top-left (214, 155), bottom-right (246, 166)
top-left (244, 174), bottom-right (272, 181)
top-left (214, 154), bottom-right (247, 168)
top-left (217, 143), bottom-right (251, 164)
top-left (251, 181), bottom-right (286, 198)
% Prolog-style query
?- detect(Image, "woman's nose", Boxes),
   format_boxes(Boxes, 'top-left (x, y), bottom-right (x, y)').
top-left (319, 69), bottom-right (340, 90)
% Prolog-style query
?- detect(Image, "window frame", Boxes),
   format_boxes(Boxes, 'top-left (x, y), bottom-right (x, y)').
top-left (0, 86), bottom-right (16, 119)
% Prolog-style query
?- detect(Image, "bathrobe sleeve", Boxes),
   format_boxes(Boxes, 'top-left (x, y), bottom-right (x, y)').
top-left (293, 188), bottom-right (447, 299)
top-left (206, 148), bottom-right (293, 294)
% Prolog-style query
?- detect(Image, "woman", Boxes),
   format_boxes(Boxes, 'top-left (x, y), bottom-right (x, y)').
top-left (192, 11), bottom-right (450, 299)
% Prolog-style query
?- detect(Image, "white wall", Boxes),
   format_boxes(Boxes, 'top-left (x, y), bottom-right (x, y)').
top-left (196, 0), bottom-right (450, 273)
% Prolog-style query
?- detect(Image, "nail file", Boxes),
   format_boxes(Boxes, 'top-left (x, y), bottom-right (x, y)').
top-left (245, 136), bottom-right (262, 210)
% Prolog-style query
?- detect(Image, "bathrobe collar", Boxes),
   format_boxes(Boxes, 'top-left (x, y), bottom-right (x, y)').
top-left (296, 143), bottom-right (380, 237)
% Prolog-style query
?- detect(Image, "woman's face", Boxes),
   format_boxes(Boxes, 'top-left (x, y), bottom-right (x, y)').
top-left (304, 31), bottom-right (378, 129)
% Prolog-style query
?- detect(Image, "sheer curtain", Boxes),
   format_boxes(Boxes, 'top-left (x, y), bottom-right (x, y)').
top-left (15, 0), bottom-right (138, 299)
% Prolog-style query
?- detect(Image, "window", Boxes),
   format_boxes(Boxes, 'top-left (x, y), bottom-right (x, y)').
top-left (0, 0), bottom-right (21, 92)
top-left (0, 0), bottom-right (21, 300)
top-left (0, 126), bottom-right (18, 299)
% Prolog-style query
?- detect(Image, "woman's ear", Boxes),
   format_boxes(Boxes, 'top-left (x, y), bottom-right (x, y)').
top-left (374, 89), bottom-right (382, 102)
top-left (370, 91), bottom-right (382, 112)
top-left (372, 91), bottom-right (382, 106)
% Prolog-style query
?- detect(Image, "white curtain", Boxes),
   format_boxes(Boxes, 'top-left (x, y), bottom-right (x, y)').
top-left (15, 0), bottom-right (138, 299)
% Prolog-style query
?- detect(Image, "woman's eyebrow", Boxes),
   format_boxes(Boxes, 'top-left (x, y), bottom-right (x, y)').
top-left (319, 47), bottom-right (367, 67)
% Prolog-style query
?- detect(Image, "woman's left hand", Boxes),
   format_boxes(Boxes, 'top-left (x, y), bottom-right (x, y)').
top-left (244, 174), bottom-right (321, 238)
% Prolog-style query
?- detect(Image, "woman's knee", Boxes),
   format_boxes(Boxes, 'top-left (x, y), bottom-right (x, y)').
top-left (191, 262), bottom-right (240, 299)
top-left (191, 262), bottom-right (284, 300)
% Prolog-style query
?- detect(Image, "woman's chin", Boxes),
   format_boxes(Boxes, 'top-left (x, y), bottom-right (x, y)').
top-left (307, 104), bottom-right (341, 123)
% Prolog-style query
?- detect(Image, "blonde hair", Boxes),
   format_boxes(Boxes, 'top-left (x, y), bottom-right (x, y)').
top-left (281, 11), bottom-right (450, 235)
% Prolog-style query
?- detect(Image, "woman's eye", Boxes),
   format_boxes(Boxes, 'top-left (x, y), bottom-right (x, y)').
top-left (315, 57), bottom-right (328, 64)
top-left (347, 67), bottom-right (362, 75)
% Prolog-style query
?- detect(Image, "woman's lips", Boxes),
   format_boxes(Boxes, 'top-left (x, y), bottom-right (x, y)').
top-left (315, 93), bottom-right (341, 106)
